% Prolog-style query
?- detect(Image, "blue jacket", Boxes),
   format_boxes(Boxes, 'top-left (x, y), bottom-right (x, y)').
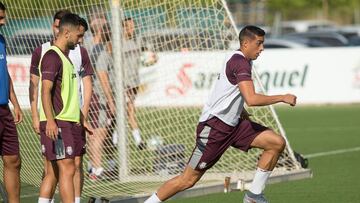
top-left (0, 34), bottom-right (9, 105)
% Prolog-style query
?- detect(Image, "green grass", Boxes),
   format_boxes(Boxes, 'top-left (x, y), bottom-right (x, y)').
top-left (3, 104), bottom-right (360, 202)
top-left (168, 104), bottom-right (360, 203)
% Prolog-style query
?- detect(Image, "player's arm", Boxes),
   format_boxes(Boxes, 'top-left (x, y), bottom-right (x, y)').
top-left (238, 80), bottom-right (296, 107)
top-left (80, 47), bottom-right (93, 120)
top-left (41, 79), bottom-right (58, 140)
top-left (81, 76), bottom-right (92, 119)
top-left (8, 74), bottom-right (23, 124)
top-left (97, 70), bottom-right (115, 114)
top-left (29, 48), bottom-right (41, 133)
top-left (95, 51), bottom-right (115, 114)
top-left (40, 51), bottom-right (60, 140)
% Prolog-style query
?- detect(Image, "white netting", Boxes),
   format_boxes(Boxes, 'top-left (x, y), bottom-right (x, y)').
top-left (0, 0), bottom-right (304, 199)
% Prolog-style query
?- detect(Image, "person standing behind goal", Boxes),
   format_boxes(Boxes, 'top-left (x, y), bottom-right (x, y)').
top-left (122, 17), bottom-right (146, 149)
top-left (144, 25), bottom-right (297, 203)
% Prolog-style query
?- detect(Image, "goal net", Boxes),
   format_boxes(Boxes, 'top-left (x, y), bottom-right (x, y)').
top-left (1, 0), bottom-right (310, 200)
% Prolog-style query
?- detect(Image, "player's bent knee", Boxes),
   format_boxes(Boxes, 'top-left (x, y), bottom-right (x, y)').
top-left (178, 178), bottom-right (196, 190)
top-left (273, 136), bottom-right (286, 152)
top-left (182, 175), bottom-right (199, 189)
top-left (3, 155), bottom-right (21, 170)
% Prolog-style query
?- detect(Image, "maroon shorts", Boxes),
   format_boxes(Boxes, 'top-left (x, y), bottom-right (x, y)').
top-left (188, 117), bottom-right (268, 171)
top-left (0, 105), bottom-right (19, 156)
top-left (40, 120), bottom-right (80, 161)
top-left (73, 123), bottom-right (86, 156)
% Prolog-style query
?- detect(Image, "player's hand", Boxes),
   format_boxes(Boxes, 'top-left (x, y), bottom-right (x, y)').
top-left (83, 120), bottom-right (94, 136)
top-left (283, 94), bottom-right (297, 106)
top-left (46, 119), bottom-right (58, 140)
top-left (32, 116), bottom-right (40, 134)
top-left (13, 106), bottom-right (23, 124)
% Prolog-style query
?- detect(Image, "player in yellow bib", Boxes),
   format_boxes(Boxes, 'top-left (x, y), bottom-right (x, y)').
top-left (39, 13), bottom-right (92, 203)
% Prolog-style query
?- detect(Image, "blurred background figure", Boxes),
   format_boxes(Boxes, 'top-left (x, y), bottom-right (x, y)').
top-left (122, 17), bottom-right (146, 150)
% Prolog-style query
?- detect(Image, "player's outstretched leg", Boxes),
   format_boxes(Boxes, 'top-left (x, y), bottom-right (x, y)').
top-left (145, 166), bottom-right (205, 203)
top-left (243, 130), bottom-right (285, 203)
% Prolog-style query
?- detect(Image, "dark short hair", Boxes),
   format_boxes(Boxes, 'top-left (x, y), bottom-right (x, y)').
top-left (79, 17), bottom-right (88, 31)
top-left (0, 2), bottom-right (6, 11)
top-left (59, 13), bottom-right (81, 32)
top-left (53, 10), bottom-right (71, 22)
top-left (239, 25), bottom-right (265, 44)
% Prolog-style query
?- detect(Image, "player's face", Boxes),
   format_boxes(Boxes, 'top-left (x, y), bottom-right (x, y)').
top-left (66, 25), bottom-right (82, 50)
top-left (52, 19), bottom-right (60, 38)
top-left (247, 35), bottom-right (264, 60)
top-left (0, 10), bottom-right (6, 28)
top-left (123, 20), bottom-right (135, 38)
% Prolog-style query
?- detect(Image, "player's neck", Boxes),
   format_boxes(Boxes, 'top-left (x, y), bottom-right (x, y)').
top-left (53, 39), bottom-right (69, 54)
top-left (239, 48), bottom-right (251, 60)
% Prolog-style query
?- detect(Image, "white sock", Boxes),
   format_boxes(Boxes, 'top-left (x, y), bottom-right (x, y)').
top-left (249, 168), bottom-right (272, 195)
top-left (50, 198), bottom-right (55, 203)
top-left (75, 197), bottom-right (81, 203)
top-left (144, 193), bottom-right (162, 203)
top-left (132, 129), bottom-right (142, 145)
top-left (92, 167), bottom-right (104, 176)
top-left (38, 197), bottom-right (51, 203)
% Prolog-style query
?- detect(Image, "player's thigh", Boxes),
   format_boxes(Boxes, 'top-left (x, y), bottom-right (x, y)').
top-left (250, 130), bottom-right (285, 150)
top-left (56, 158), bottom-right (75, 174)
top-left (45, 159), bottom-right (59, 178)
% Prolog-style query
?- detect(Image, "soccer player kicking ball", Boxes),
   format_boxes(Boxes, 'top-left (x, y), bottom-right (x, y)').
top-left (0, 2), bottom-right (22, 203)
top-left (39, 13), bottom-right (92, 203)
top-left (144, 25), bottom-right (297, 203)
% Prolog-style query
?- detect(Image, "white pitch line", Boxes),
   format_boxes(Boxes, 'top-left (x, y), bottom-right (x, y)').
top-left (305, 147), bottom-right (360, 158)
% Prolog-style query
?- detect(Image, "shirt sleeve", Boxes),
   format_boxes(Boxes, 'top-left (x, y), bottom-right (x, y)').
top-left (80, 47), bottom-right (94, 77)
top-left (29, 46), bottom-right (42, 76)
top-left (226, 54), bottom-right (252, 85)
top-left (40, 50), bottom-right (62, 82)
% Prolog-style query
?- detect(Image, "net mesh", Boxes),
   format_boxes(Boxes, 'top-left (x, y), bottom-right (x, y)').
top-left (0, 0), bottom-right (302, 199)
